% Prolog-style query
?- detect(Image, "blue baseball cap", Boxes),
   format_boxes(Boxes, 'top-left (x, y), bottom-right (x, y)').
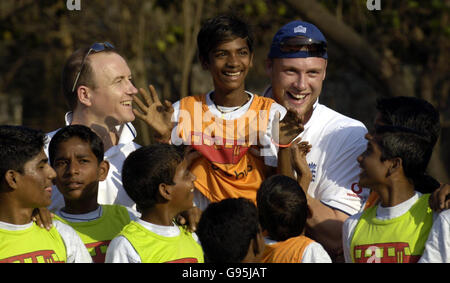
top-left (268, 20), bottom-right (328, 59)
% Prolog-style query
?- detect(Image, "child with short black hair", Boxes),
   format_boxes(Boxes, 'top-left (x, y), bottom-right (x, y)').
top-left (196, 197), bottom-right (265, 263)
top-left (0, 125), bottom-right (91, 263)
top-left (343, 126), bottom-right (440, 263)
top-left (257, 174), bottom-right (331, 263)
top-left (105, 144), bottom-right (203, 263)
top-left (48, 125), bottom-right (138, 263)
top-left (363, 96), bottom-right (442, 209)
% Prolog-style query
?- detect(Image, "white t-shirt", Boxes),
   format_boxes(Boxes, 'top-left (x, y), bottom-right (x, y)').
top-left (0, 220), bottom-right (92, 263)
top-left (171, 91), bottom-right (286, 210)
top-left (44, 112), bottom-right (141, 212)
top-left (264, 237), bottom-right (332, 263)
top-left (264, 87), bottom-right (369, 216)
top-left (419, 209), bottom-right (450, 263)
top-left (105, 219), bottom-right (200, 263)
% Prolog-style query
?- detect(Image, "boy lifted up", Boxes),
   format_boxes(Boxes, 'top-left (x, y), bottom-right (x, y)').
top-left (133, 14), bottom-right (302, 209)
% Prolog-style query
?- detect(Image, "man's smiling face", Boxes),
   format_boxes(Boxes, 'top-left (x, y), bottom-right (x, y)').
top-left (268, 57), bottom-right (327, 124)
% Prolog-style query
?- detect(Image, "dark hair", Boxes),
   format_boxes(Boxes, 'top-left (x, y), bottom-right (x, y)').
top-left (197, 198), bottom-right (260, 263)
top-left (61, 46), bottom-right (119, 111)
top-left (257, 175), bottom-right (308, 241)
top-left (122, 144), bottom-right (186, 210)
top-left (0, 125), bottom-right (46, 180)
top-left (197, 14), bottom-right (254, 64)
top-left (375, 97), bottom-right (441, 193)
top-left (48, 125), bottom-right (104, 166)
top-left (374, 127), bottom-right (433, 188)
top-left (375, 96), bottom-right (440, 147)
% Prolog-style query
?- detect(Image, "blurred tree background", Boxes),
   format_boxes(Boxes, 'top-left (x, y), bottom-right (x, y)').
top-left (0, 0), bottom-right (449, 182)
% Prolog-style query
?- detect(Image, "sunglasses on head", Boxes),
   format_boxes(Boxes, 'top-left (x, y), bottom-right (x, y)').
top-left (279, 36), bottom-right (327, 55)
top-left (71, 42), bottom-right (115, 93)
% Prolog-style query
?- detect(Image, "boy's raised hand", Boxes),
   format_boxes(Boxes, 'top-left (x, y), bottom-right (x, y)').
top-left (272, 107), bottom-right (304, 146)
top-left (291, 141), bottom-right (312, 193)
top-left (133, 85), bottom-right (174, 143)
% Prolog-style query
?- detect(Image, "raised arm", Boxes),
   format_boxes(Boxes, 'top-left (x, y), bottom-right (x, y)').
top-left (133, 84), bottom-right (174, 143)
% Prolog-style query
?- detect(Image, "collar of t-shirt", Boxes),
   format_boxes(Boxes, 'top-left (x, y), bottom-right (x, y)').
top-left (375, 192), bottom-right (421, 220)
top-left (206, 91), bottom-right (254, 120)
top-left (64, 112), bottom-right (137, 153)
top-left (56, 206), bottom-right (103, 223)
top-left (0, 220), bottom-right (34, 231)
top-left (136, 219), bottom-right (180, 237)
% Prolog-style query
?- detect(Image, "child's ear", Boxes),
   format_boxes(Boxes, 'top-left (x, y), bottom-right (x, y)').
top-left (4, 170), bottom-right (20, 190)
top-left (249, 52), bottom-right (254, 68)
top-left (158, 183), bottom-right (172, 201)
top-left (98, 160), bottom-right (110, 181)
top-left (387, 157), bottom-right (402, 177)
top-left (199, 56), bottom-right (209, 70)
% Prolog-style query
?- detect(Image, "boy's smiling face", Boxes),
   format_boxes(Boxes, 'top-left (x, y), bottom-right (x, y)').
top-left (167, 153), bottom-right (198, 213)
top-left (357, 133), bottom-right (391, 190)
top-left (15, 150), bottom-right (56, 208)
top-left (52, 137), bottom-right (108, 202)
top-left (203, 36), bottom-right (253, 95)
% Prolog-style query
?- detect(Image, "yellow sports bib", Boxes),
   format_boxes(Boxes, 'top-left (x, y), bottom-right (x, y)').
top-left (351, 194), bottom-right (433, 263)
top-left (120, 221), bottom-right (204, 263)
top-left (55, 205), bottom-right (131, 263)
top-left (0, 222), bottom-right (67, 263)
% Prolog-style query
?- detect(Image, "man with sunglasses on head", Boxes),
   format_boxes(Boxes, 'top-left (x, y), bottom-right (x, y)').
top-left (45, 42), bottom-right (140, 212)
top-left (263, 21), bottom-right (369, 262)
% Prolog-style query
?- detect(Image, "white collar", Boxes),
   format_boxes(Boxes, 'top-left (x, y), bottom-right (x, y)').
top-left (137, 219), bottom-right (180, 237)
top-left (57, 206), bottom-right (103, 222)
top-left (205, 91), bottom-right (254, 120)
top-left (376, 192), bottom-right (421, 220)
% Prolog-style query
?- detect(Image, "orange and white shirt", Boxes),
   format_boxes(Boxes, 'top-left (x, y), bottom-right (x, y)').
top-left (262, 235), bottom-right (331, 263)
top-left (171, 91), bottom-right (285, 208)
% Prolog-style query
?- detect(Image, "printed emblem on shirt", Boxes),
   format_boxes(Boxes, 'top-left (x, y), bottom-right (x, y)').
top-left (308, 162), bottom-right (317, 182)
top-left (0, 250), bottom-right (65, 263)
top-left (353, 242), bottom-right (420, 263)
top-left (85, 240), bottom-right (111, 263)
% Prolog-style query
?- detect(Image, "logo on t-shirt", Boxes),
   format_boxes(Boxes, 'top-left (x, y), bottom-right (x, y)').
top-left (308, 162), bottom-right (317, 182)
top-left (0, 250), bottom-right (65, 263)
top-left (85, 240), bottom-right (112, 263)
top-left (353, 242), bottom-right (420, 263)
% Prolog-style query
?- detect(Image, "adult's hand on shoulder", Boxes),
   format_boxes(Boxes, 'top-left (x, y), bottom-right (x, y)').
top-left (430, 184), bottom-right (450, 212)
top-left (32, 207), bottom-right (54, 231)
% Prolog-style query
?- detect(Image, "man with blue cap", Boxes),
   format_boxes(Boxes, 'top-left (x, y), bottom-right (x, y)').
top-left (263, 21), bottom-right (370, 261)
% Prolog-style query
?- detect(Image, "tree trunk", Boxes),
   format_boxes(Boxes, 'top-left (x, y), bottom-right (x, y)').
top-left (181, 0), bottom-right (204, 98)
